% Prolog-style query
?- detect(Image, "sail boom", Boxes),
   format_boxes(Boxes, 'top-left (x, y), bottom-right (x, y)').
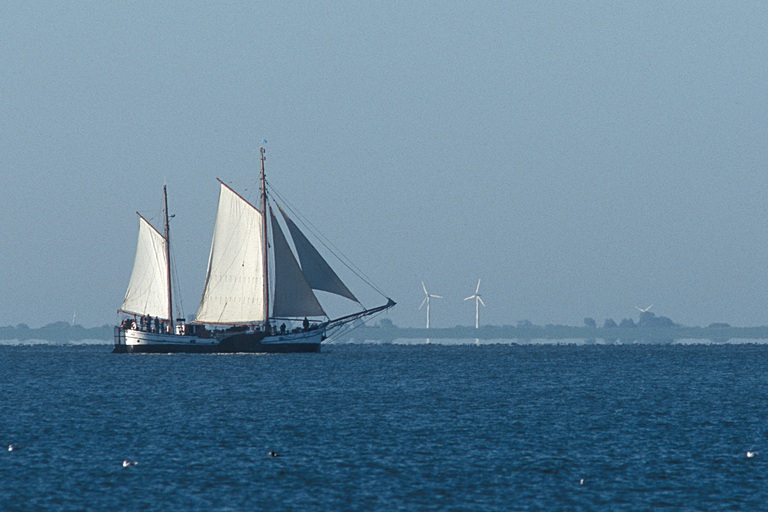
top-left (118, 307), bottom-right (152, 315)
top-left (189, 319), bottom-right (260, 326)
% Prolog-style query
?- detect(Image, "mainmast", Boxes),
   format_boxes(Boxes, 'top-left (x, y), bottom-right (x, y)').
top-left (163, 185), bottom-right (174, 333)
top-left (260, 147), bottom-right (270, 327)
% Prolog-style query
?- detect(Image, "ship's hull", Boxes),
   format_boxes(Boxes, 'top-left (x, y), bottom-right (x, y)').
top-left (113, 326), bottom-right (323, 354)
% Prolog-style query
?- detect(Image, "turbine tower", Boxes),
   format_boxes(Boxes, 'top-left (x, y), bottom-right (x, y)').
top-left (634, 304), bottom-right (653, 313)
top-left (464, 279), bottom-right (486, 329)
top-left (419, 281), bottom-right (443, 329)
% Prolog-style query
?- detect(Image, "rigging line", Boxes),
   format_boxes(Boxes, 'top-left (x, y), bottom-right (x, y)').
top-left (166, 210), bottom-right (185, 320)
top-left (169, 250), bottom-right (185, 320)
top-left (266, 182), bottom-right (361, 273)
top-left (327, 304), bottom-right (391, 336)
top-left (266, 180), bottom-right (390, 299)
top-left (144, 200), bottom-right (166, 229)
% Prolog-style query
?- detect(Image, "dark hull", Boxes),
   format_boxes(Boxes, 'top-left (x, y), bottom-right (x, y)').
top-left (112, 342), bottom-right (321, 354)
top-left (113, 327), bottom-right (322, 354)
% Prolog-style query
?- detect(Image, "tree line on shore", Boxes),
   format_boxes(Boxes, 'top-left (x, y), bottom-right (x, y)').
top-left (358, 312), bottom-right (764, 342)
top-left (0, 322), bottom-right (112, 341)
top-left (0, 311), bottom-right (759, 342)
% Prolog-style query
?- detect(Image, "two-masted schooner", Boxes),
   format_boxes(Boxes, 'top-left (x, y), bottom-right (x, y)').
top-left (114, 147), bottom-right (395, 353)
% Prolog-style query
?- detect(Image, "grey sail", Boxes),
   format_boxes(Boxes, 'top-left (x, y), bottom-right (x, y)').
top-left (277, 204), bottom-right (358, 303)
top-left (270, 209), bottom-right (326, 318)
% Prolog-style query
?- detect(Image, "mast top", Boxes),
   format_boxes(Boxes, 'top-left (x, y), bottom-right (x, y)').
top-left (260, 146), bottom-right (266, 175)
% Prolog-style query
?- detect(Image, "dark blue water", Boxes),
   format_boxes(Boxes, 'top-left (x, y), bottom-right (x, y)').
top-left (1, 342), bottom-right (768, 510)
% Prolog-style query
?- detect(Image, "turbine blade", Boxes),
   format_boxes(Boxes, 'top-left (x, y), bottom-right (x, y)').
top-left (478, 297), bottom-right (485, 306)
top-left (422, 281), bottom-right (428, 295)
top-left (475, 279), bottom-right (481, 294)
top-left (464, 295), bottom-right (473, 301)
top-left (431, 294), bottom-right (443, 299)
top-left (419, 297), bottom-right (427, 309)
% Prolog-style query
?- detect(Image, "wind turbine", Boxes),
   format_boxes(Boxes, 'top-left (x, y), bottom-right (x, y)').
top-left (419, 281), bottom-right (443, 329)
top-left (464, 279), bottom-right (486, 329)
top-left (634, 304), bottom-right (653, 313)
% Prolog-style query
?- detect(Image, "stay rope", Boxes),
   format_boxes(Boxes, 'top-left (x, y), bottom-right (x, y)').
top-left (265, 179), bottom-right (391, 303)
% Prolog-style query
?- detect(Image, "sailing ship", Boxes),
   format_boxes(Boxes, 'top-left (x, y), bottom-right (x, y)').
top-left (114, 147), bottom-right (395, 353)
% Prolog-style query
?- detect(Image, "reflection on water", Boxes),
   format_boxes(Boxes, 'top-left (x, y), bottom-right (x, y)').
top-left (4, 337), bottom-right (767, 347)
top-left (339, 337), bottom-right (768, 346)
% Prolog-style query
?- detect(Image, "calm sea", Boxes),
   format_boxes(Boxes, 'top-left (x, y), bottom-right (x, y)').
top-left (1, 341), bottom-right (768, 511)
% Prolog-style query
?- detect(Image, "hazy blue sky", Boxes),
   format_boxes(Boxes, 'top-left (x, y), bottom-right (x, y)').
top-left (2, 2), bottom-right (767, 328)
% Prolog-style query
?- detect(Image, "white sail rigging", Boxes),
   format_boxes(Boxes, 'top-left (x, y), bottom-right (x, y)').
top-left (194, 149), bottom-right (392, 327)
top-left (115, 148), bottom-right (396, 355)
top-left (196, 182), bottom-right (266, 324)
top-left (120, 215), bottom-right (170, 319)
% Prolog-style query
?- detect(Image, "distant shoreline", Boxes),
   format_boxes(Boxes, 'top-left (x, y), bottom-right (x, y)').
top-left (345, 324), bottom-right (768, 343)
top-left (4, 321), bottom-right (768, 343)
top-left (0, 322), bottom-right (112, 342)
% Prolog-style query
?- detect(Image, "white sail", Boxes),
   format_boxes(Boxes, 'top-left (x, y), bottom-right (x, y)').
top-left (196, 182), bottom-right (265, 324)
top-left (120, 215), bottom-right (170, 319)
top-left (270, 209), bottom-right (326, 318)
